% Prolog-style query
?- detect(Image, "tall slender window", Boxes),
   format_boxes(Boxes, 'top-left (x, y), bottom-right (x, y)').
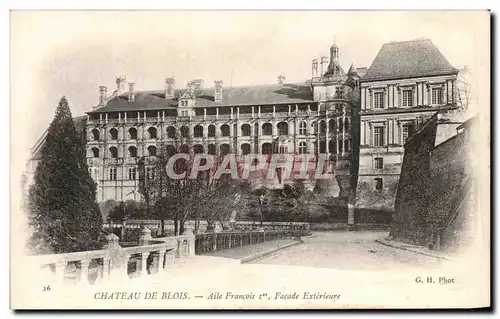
top-left (402, 89), bottom-right (413, 107)
top-left (299, 121), bottom-right (307, 135)
top-left (373, 127), bottom-right (385, 147)
top-left (402, 123), bottom-right (415, 143)
top-left (108, 167), bottom-right (117, 181)
top-left (431, 87), bottom-right (443, 105)
top-left (374, 157), bottom-right (384, 169)
top-left (374, 92), bottom-right (384, 109)
top-left (128, 167), bottom-right (136, 180)
top-left (299, 141), bottom-right (307, 154)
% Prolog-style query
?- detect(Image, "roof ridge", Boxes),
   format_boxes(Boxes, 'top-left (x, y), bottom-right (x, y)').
top-left (386, 38), bottom-right (432, 45)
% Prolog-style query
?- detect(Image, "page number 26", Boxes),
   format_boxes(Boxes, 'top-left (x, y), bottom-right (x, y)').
top-left (43, 285), bottom-right (51, 292)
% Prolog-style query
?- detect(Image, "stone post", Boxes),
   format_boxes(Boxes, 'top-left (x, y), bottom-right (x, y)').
top-left (347, 203), bottom-right (355, 231)
top-left (138, 227), bottom-right (153, 246)
top-left (183, 227), bottom-right (196, 256)
top-left (158, 250), bottom-right (166, 272)
top-left (79, 260), bottom-right (90, 284)
top-left (104, 233), bottom-right (129, 281)
top-left (140, 252), bottom-right (149, 275)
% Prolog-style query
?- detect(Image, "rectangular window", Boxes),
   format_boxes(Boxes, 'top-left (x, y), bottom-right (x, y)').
top-left (402, 123), bottom-right (415, 143)
top-left (128, 167), bottom-right (136, 180)
top-left (373, 127), bottom-right (385, 147)
top-left (146, 167), bottom-right (154, 180)
top-left (374, 92), bottom-right (384, 109)
top-left (375, 178), bottom-right (383, 190)
top-left (374, 157), bottom-right (383, 169)
top-left (108, 167), bottom-right (116, 181)
top-left (431, 87), bottom-right (443, 105)
top-left (402, 89), bottom-right (413, 107)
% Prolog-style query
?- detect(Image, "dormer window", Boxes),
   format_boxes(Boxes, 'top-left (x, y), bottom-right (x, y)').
top-left (180, 100), bottom-right (188, 107)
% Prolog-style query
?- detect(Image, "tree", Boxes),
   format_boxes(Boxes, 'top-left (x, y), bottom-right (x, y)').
top-left (27, 97), bottom-right (104, 254)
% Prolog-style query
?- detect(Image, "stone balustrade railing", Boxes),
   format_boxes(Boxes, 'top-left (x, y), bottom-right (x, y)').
top-left (26, 227), bottom-right (196, 286)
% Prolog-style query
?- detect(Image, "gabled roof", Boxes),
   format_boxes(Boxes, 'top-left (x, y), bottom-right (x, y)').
top-left (362, 39), bottom-right (458, 82)
top-left (89, 83), bottom-right (314, 113)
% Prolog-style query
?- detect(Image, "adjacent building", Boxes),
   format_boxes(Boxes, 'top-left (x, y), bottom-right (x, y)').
top-left (355, 39), bottom-right (460, 212)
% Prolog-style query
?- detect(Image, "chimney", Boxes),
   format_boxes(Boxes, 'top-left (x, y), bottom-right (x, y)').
top-left (165, 77), bottom-right (175, 98)
top-left (96, 86), bottom-right (108, 108)
top-left (116, 75), bottom-right (126, 94)
top-left (128, 83), bottom-right (135, 102)
top-left (277, 74), bottom-right (286, 85)
top-left (320, 56), bottom-right (329, 77)
top-left (312, 59), bottom-right (319, 78)
top-left (214, 80), bottom-right (223, 102)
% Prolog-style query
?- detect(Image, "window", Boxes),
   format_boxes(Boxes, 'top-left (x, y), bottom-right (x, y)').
top-left (431, 87), bottom-right (443, 105)
top-left (241, 124), bottom-right (251, 136)
top-left (373, 126), bottom-right (385, 147)
top-left (91, 129), bottom-right (100, 141)
top-left (344, 139), bottom-right (350, 152)
top-left (262, 123), bottom-right (273, 136)
top-left (344, 118), bottom-right (349, 131)
top-left (374, 92), bottom-right (384, 109)
top-left (374, 157), bottom-right (383, 169)
top-left (279, 145), bottom-right (287, 154)
top-left (167, 126), bottom-right (176, 138)
top-left (109, 147), bottom-right (118, 158)
top-left (108, 167), bottom-right (117, 181)
top-left (180, 110), bottom-right (188, 117)
top-left (402, 123), bottom-right (415, 143)
top-left (128, 167), bottom-right (137, 180)
top-left (402, 89), bottom-right (413, 107)
top-left (146, 167), bottom-right (154, 180)
top-left (220, 124), bottom-right (230, 137)
top-left (277, 122), bottom-right (288, 136)
top-left (109, 128), bottom-right (118, 140)
top-left (128, 128), bottom-right (137, 140)
top-left (148, 127), bottom-right (157, 139)
top-left (299, 121), bottom-right (307, 135)
top-left (299, 141), bottom-right (307, 154)
top-left (194, 125), bottom-right (204, 137)
top-left (180, 100), bottom-right (188, 107)
top-left (148, 145), bottom-right (157, 157)
top-left (335, 86), bottom-right (343, 97)
top-left (374, 178), bottom-right (383, 190)
top-left (208, 125), bottom-right (216, 137)
top-left (180, 125), bottom-right (189, 137)
top-left (128, 146), bottom-right (137, 158)
top-left (91, 147), bottom-right (99, 158)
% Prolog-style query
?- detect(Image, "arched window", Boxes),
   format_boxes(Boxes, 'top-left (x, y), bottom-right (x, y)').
top-left (180, 126), bottom-right (189, 138)
top-left (220, 124), bottom-right (230, 137)
top-left (338, 139), bottom-right (343, 153)
top-left (109, 146), bottom-right (118, 158)
top-left (208, 144), bottom-right (216, 155)
top-left (166, 145), bottom-right (177, 156)
top-left (128, 146), bottom-right (137, 158)
top-left (320, 120), bottom-right (326, 134)
top-left (299, 141), bottom-right (307, 154)
top-left (180, 144), bottom-right (190, 154)
top-left (148, 145), bottom-right (157, 157)
top-left (193, 144), bottom-right (204, 154)
top-left (128, 128), bottom-right (138, 140)
top-left (329, 140), bottom-right (336, 154)
top-left (262, 143), bottom-right (272, 155)
top-left (220, 144), bottom-right (230, 156)
top-left (193, 125), bottom-right (203, 138)
top-left (91, 129), bottom-right (100, 141)
top-left (319, 141), bottom-right (326, 153)
top-left (374, 178), bottom-right (383, 190)
top-left (279, 145), bottom-right (287, 154)
top-left (311, 121), bottom-right (317, 134)
top-left (109, 128), bottom-right (118, 140)
top-left (167, 126), bottom-right (176, 138)
top-left (208, 125), bottom-right (216, 137)
top-left (148, 127), bottom-right (157, 139)
top-left (91, 147), bottom-right (99, 158)
top-left (329, 119), bottom-right (335, 132)
top-left (277, 122), bottom-right (288, 136)
top-left (338, 118), bottom-right (343, 132)
top-left (299, 121), bottom-right (307, 135)
top-left (344, 139), bottom-right (350, 152)
top-left (262, 123), bottom-right (273, 136)
top-left (241, 124), bottom-right (251, 136)
top-left (241, 143), bottom-right (251, 155)
top-left (344, 118), bottom-right (349, 131)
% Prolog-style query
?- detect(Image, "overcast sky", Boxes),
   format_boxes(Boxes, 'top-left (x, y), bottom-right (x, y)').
top-left (11, 10), bottom-right (489, 171)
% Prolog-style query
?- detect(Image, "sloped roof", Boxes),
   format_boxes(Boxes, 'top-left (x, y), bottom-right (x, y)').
top-left (362, 39), bottom-right (458, 82)
top-left (356, 67), bottom-right (367, 78)
top-left (30, 116), bottom-right (87, 161)
top-left (89, 83), bottom-right (314, 113)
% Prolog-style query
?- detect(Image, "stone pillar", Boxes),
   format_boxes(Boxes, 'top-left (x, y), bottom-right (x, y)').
top-left (361, 87), bottom-right (366, 110)
top-left (140, 252), bottom-right (149, 275)
top-left (158, 250), bottom-right (166, 272)
top-left (360, 121), bottom-right (366, 145)
top-left (394, 87), bottom-right (399, 108)
top-left (79, 260), bottom-right (90, 284)
top-left (101, 257), bottom-right (110, 282)
top-left (183, 227), bottom-right (196, 256)
top-left (138, 227), bottom-right (153, 246)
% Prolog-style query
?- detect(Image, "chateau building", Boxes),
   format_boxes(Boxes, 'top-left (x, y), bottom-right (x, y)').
top-left (79, 41), bottom-right (363, 202)
top-left (24, 38), bottom-right (463, 222)
top-left (355, 39), bottom-right (460, 211)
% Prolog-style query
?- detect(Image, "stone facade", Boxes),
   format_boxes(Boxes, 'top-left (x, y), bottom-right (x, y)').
top-left (356, 39), bottom-right (460, 212)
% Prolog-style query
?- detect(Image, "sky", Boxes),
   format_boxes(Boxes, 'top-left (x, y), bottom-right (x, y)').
top-left (10, 10), bottom-right (489, 173)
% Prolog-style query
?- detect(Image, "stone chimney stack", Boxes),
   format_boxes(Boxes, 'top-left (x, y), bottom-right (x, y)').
top-left (165, 77), bottom-right (175, 98)
top-left (96, 86), bottom-right (108, 109)
top-left (128, 82), bottom-right (135, 102)
top-left (214, 80), bottom-right (223, 102)
top-left (116, 75), bottom-right (126, 94)
top-left (277, 74), bottom-right (286, 85)
top-left (312, 59), bottom-right (319, 78)
top-left (320, 56), bottom-right (329, 77)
